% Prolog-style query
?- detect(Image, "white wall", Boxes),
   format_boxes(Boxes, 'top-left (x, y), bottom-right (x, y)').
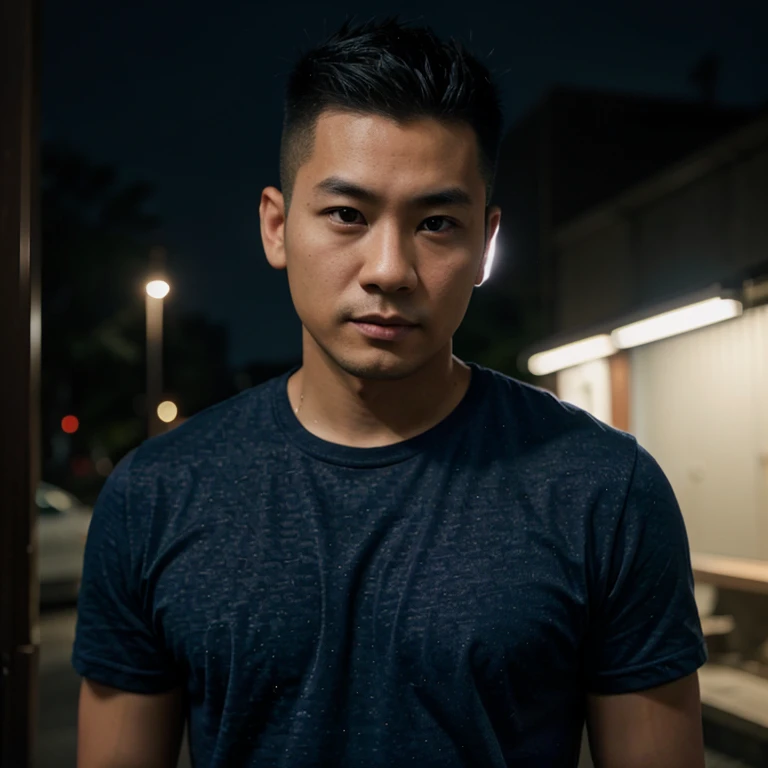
top-left (631, 305), bottom-right (768, 560)
top-left (557, 358), bottom-right (613, 426)
top-left (558, 359), bottom-right (613, 768)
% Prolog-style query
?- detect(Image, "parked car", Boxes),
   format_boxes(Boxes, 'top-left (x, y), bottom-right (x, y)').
top-left (37, 482), bottom-right (92, 604)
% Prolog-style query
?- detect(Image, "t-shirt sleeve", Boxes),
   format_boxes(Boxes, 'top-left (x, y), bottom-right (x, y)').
top-left (71, 451), bottom-right (180, 693)
top-left (585, 443), bottom-right (707, 695)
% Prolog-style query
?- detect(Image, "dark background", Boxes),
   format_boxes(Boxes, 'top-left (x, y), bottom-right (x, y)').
top-left (33, 4), bottom-right (768, 767)
top-left (43, 0), bottom-right (768, 366)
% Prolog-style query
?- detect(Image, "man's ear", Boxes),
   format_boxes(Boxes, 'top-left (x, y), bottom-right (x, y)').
top-left (260, 186), bottom-right (287, 270)
top-left (475, 206), bottom-right (502, 286)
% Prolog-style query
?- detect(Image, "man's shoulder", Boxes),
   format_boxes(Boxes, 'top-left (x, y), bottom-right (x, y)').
top-left (128, 375), bottom-right (284, 479)
top-left (476, 364), bottom-right (638, 466)
top-left (94, 376), bottom-right (287, 538)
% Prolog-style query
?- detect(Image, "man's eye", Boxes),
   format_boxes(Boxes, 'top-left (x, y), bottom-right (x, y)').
top-left (420, 216), bottom-right (455, 233)
top-left (329, 208), bottom-right (365, 225)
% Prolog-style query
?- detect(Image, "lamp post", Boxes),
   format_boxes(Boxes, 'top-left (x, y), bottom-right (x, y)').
top-left (145, 277), bottom-right (170, 438)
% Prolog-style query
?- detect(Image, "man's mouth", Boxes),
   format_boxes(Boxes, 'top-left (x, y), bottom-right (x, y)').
top-left (350, 315), bottom-right (418, 341)
top-left (352, 313), bottom-right (417, 327)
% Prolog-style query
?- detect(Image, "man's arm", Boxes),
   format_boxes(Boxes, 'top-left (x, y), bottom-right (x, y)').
top-left (586, 673), bottom-right (705, 768)
top-left (77, 679), bottom-right (185, 768)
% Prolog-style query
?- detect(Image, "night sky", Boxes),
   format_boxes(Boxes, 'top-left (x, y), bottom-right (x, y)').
top-left (43, 0), bottom-right (768, 367)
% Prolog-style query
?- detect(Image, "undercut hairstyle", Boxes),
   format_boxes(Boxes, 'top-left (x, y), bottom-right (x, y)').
top-left (280, 18), bottom-right (504, 209)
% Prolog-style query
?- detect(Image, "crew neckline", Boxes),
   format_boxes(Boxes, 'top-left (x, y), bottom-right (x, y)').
top-left (271, 362), bottom-right (489, 468)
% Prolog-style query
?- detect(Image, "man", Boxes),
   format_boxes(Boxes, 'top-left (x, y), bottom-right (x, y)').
top-left (73, 18), bottom-right (707, 768)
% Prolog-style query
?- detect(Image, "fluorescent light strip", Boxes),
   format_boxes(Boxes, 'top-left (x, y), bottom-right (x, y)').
top-left (527, 334), bottom-right (616, 376)
top-left (611, 297), bottom-right (742, 350)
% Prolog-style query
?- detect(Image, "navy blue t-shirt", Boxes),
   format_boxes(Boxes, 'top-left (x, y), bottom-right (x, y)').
top-left (73, 364), bottom-right (706, 767)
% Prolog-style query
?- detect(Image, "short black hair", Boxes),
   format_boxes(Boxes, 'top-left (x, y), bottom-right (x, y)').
top-left (280, 18), bottom-right (504, 208)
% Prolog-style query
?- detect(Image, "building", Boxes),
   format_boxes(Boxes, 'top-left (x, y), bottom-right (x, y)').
top-left (462, 87), bottom-right (757, 380)
top-left (526, 110), bottom-right (768, 557)
top-left (481, 86), bottom-right (756, 327)
top-left (523, 109), bottom-right (768, 763)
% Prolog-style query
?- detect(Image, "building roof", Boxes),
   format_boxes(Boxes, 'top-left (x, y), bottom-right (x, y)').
top-left (553, 107), bottom-right (768, 247)
top-left (495, 84), bottom-right (759, 229)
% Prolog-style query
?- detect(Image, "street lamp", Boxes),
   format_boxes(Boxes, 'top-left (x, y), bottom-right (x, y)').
top-left (145, 277), bottom-right (170, 437)
top-left (157, 400), bottom-right (178, 424)
top-left (146, 280), bottom-right (170, 300)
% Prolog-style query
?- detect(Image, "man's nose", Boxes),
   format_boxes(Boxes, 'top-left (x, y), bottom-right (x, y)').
top-left (357, 226), bottom-right (418, 294)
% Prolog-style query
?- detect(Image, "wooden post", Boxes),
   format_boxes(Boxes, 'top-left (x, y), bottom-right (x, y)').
top-left (0, 0), bottom-right (41, 764)
top-left (609, 351), bottom-right (631, 432)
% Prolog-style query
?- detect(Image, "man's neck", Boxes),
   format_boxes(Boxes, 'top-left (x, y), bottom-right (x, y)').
top-left (287, 344), bottom-right (471, 449)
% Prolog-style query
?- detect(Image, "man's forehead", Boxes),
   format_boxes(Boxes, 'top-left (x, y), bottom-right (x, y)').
top-left (301, 111), bottom-right (485, 193)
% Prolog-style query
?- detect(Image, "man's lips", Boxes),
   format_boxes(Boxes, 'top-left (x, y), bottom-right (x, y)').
top-left (350, 315), bottom-right (418, 341)
top-left (352, 314), bottom-right (418, 327)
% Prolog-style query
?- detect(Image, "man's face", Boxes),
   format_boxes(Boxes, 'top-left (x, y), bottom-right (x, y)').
top-left (262, 110), bottom-right (500, 380)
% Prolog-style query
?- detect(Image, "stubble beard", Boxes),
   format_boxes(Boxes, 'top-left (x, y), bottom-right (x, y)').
top-left (306, 324), bottom-right (431, 382)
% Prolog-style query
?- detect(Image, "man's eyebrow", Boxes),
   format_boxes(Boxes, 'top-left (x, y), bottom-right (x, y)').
top-left (414, 188), bottom-right (473, 207)
top-left (314, 176), bottom-right (474, 207)
top-left (315, 176), bottom-right (380, 204)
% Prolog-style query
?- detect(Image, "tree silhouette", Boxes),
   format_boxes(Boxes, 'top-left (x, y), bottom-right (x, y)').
top-left (41, 143), bottom-right (159, 489)
top-left (41, 144), bottom-right (235, 498)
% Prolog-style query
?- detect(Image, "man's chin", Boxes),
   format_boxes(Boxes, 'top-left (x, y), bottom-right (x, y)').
top-left (327, 348), bottom-right (427, 382)
top-left (305, 327), bottom-right (437, 381)
top-left (335, 357), bottom-right (418, 382)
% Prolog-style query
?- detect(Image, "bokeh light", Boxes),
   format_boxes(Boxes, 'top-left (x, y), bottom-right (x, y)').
top-left (61, 415), bottom-right (79, 434)
top-left (95, 457), bottom-right (114, 477)
top-left (146, 280), bottom-right (170, 299)
top-left (157, 400), bottom-right (178, 423)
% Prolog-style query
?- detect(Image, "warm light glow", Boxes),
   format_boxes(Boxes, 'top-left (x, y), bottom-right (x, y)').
top-left (611, 297), bottom-right (742, 350)
top-left (528, 335), bottom-right (616, 376)
top-left (95, 457), bottom-right (114, 477)
top-left (479, 228), bottom-right (500, 285)
top-left (157, 400), bottom-right (178, 423)
top-left (146, 280), bottom-right (170, 299)
top-left (61, 415), bottom-right (79, 434)
top-left (43, 489), bottom-right (73, 511)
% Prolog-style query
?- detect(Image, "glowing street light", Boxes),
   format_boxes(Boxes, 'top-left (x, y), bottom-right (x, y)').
top-left (157, 400), bottom-right (178, 424)
top-left (146, 279), bottom-right (170, 299)
top-left (145, 249), bottom-right (171, 437)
